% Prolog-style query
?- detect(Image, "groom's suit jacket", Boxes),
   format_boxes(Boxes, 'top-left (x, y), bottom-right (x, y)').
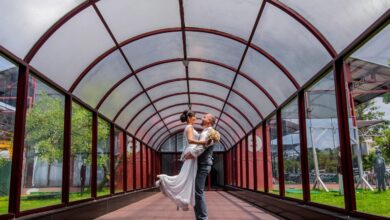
top-left (197, 127), bottom-right (215, 166)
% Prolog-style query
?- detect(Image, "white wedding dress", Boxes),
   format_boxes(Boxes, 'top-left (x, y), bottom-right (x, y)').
top-left (156, 125), bottom-right (207, 210)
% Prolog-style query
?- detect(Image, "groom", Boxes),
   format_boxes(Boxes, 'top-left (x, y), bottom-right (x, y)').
top-left (184, 113), bottom-right (216, 220)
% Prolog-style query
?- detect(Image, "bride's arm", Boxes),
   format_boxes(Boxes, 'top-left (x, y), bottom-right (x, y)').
top-left (186, 126), bottom-right (207, 145)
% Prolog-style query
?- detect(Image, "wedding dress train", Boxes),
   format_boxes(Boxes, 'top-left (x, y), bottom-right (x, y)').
top-left (156, 125), bottom-right (206, 210)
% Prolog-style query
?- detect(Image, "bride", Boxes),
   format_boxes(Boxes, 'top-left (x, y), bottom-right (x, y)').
top-left (155, 110), bottom-right (211, 211)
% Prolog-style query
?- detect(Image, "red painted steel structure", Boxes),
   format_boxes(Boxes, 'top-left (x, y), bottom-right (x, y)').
top-left (298, 91), bottom-right (310, 202)
top-left (276, 110), bottom-right (285, 197)
top-left (62, 95), bottom-right (72, 204)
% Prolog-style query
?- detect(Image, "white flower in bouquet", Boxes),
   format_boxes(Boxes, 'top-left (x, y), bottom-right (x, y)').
top-left (207, 128), bottom-right (220, 143)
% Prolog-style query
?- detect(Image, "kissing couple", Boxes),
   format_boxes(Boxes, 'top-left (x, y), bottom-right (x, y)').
top-left (155, 110), bottom-right (220, 220)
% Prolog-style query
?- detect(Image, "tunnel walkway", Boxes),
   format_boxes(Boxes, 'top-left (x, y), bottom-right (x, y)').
top-left (96, 191), bottom-right (282, 220)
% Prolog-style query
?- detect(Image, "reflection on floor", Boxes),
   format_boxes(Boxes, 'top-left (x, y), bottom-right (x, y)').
top-left (96, 191), bottom-right (281, 220)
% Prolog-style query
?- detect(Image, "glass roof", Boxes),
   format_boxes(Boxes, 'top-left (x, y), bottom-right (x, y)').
top-left (1, 0), bottom-right (388, 150)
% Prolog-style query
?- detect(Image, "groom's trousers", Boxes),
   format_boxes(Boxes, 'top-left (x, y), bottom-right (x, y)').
top-left (194, 165), bottom-right (211, 220)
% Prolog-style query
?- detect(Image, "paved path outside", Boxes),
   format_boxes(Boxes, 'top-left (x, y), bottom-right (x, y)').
top-left (96, 191), bottom-right (282, 220)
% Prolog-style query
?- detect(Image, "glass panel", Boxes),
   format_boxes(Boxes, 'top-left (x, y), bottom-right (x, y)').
top-left (160, 135), bottom-right (176, 152)
top-left (164, 114), bottom-right (182, 126)
top-left (218, 130), bottom-right (234, 147)
top-left (69, 102), bottom-right (92, 202)
top-left (97, 0), bottom-right (181, 42)
top-left (99, 76), bottom-right (143, 120)
top-left (142, 144), bottom-right (147, 188)
top-left (252, 4), bottom-right (332, 85)
top-left (190, 81), bottom-right (229, 100)
top-left (143, 121), bottom-right (167, 144)
top-left (232, 148), bottom-right (237, 185)
top-left (97, 118), bottom-right (110, 197)
top-left (227, 92), bottom-right (260, 127)
top-left (280, 0), bottom-right (390, 52)
top-left (114, 128), bottom-right (124, 193)
top-left (241, 48), bottom-right (296, 104)
top-left (126, 135), bottom-right (134, 191)
top-left (0, 0), bottom-right (84, 57)
top-left (248, 135), bottom-right (254, 190)
top-left (281, 98), bottom-right (303, 199)
top-left (147, 81), bottom-right (187, 102)
top-left (152, 92), bottom-right (187, 111)
top-left (147, 148), bottom-right (152, 187)
top-left (127, 105), bottom-right (156, 134)
top-left (218, 120), bottom-right (239, 142)
top-left (188, 61), bottom-right (235, 87)
top-left (136, 115), bottom-right (161, 141)
top-left (222, 107), bottom-right (252, 133)
top-left (184, 0), bottom-right (261, 40)
top-left (21, 75), bottom-right (64, 211)
top-left (220, 113), bottom-right (245, 138)
top-left (255, 127), bottom-right (265, 192)
top-left (74, 50), bottom-right (130, 108)
top-left (0, 56), bottom-right (18, 214)
top-left (135, 141), bottom-right (141, 189)
top-left (305, 71), bottom-right (344, 208)
top-left (122, 32), bottom-right (183, 70)
top-left (268, 115), bottom-right (279, 195)
top-left (138, 62), bottom-right (185, 88)
top-left (233, 75), bottom-right (275, 116)
top-left (167, 121), bottom-right (183, 130)
top-left (161, 154), bottom-right (176, 176)
top-left (31, 7), bottom-right (115, 90)
top-left (159, 105), bottom-right (188, 118)
top-left (191, 105), bottom-right (220, 120)
top-left (242, 139), bottom-right (247, 188)
top-left (190, 94), bottom-right (224, 110)
top-left (345, 25), bottom-right (390, 217)
top-left (186, 32), bottom-right (246, 68)
top-left (115, 94), bottom-right (150, 128)
top-left (148, 127), bottom-right (168, 147)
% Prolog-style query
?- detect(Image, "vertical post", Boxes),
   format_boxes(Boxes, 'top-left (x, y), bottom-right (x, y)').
top-left (223, 152), bottom-right (228, 186)
top-left (208, 174), bottom-right (211, 191)
top-left (62, 95), bottom-right (72, 204)
top-left (151, 150), bottom-right (155, 184)
top-left (334, 60), bottom-right (356, 211)
top-left (133, 138), bottom-right (136, 190)
top-left (9, 65), bottom-right (29, 215)
top-left (123, 133), bottom-right (127, 192)
top-left (263, 121), bottom-right (269, 193)
top-left (110, 124), bottom-right (115, 195)
top-left (245, 135), bottom-right (249, 189)
top-left (277, 110), bottom-right (285, 197)
top-left (298, 91), bottom-right (310, 202)
top-left (253, 130), bottom-right (258, 191)
top-left (140, 143), bottom-right (143, 189)
top-left (145, 146), bottom-right (149, 188)
top-left (240, 142), bottom-right (243, 188)
top-left (91, 112), bottom-right (97, 198)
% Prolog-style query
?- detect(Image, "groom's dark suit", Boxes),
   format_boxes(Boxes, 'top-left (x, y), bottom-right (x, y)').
top-left (194, 143), bottom-right (214, 220)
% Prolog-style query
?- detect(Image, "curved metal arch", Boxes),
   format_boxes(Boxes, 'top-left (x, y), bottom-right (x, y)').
top-left (161, 119), bottom-right (237, 144)
top-left (141, 110), bottom-right (241, 143)
top-left (154, 123), bottom-right (233, 149)
top-left (117, 77), bottom-right (263, 129)
top-left (145, 102), bottom-right (243, 146)
top-left (132, 91), bottom-right (252, 137)
top-left (156, 129), bottom-right (229, 151)
top-left (96, 58), bottom-right (278, 110)
top-left (140, 107), bottom-right (246, 142)
top-left (69, 28), bottom-right (300, 93)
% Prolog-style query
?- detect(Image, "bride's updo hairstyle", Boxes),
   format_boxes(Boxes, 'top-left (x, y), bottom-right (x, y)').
top-left (180, 110), bottom-right (195, 123)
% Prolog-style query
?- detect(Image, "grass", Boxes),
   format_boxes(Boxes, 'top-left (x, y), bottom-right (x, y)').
top-left (267, 188), bottom-right (390, 217)
top-left (69, 188), bottom-right (92, 202)
top-left (0, 196), bottom-right (8, 214)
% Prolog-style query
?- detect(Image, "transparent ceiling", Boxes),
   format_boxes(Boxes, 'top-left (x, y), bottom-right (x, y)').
top-left (1, 0), bottom-right (388, 150)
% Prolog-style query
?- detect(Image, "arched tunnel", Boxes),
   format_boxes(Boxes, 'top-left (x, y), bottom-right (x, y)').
top-left (0, 0), bottom-right (389, 219)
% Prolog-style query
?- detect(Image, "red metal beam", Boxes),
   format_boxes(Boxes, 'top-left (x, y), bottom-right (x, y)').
top-left (178, 0), bottom-right (191, 107)
top-left (131, 91), bottom-right (251, 136)
top-left (69, 28), bottom-right (298, 94)
top-left (115, 78), bottom-right (263, 126)
top-left (141, 110), bottom-right (241, 143)
top-left (136, 102), bottom-right (240, 144)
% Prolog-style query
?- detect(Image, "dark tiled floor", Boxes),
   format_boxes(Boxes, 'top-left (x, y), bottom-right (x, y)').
top-left (96, 191), bottom-right (282, 220)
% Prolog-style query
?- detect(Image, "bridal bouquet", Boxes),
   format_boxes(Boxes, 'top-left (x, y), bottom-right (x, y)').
top-left (207, 128), bottom-right (220, 143)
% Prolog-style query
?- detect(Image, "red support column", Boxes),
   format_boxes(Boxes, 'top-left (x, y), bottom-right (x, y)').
top-left (334, 61), bottom-right (356, 211)
top-left (245, 136), bottom-right (249, 189)
top-left (145, 146), bottom-right (149, 188)
top-left (253, 130), bottom-right (258, 191)
top-left (132, 138), bottom-right (136, 189)
top-left (263, 122), bottom-right (270, 193)
top-left (123, 133), bottom-right (127, 192)
top-left (298, 91), bottom-right (310, 202)
top-left (240, 142), bottom-right (243, 188)
top-left (140, 143), bottom-right (143, 189)
top-left (110, 124), bottom-right (115, 195)
top-left (9, 65), bottom-right (29, 216)
top-left (91, 112), bottom-right (98, 198)
top-left (277, 110), bottom-right (285, 197)
top-left (62, 95), bottom-right (72, 204)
